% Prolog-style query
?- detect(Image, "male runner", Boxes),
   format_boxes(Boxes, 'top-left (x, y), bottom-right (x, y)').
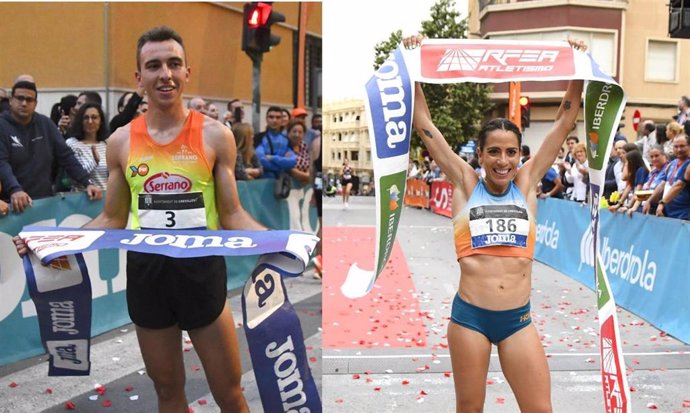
top-left (16, 26), bottom-right (260, 412)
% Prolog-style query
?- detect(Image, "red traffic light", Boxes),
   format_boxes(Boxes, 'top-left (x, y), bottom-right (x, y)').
top-left (246, 2), bottom-right (273, 28)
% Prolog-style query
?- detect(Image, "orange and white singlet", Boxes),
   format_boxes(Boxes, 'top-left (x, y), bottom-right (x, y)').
top-left (125, 111), bottom-right (219, 230)
top-left (453, 180), bottom-right (536, 260)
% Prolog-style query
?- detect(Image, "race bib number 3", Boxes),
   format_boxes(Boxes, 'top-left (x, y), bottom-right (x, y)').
top-left (468, 204), bottom-right (529, 249)
top-left (138, 192), bottom-right (207, 229)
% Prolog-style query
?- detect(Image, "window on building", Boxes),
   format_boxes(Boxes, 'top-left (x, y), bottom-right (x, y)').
top-left (333, 116), bottom-right (337, 123)
top-left (367, 151), bottom-right (371, 161)
top-left (646, 39), bottom-right (677, 82)
top-left (339, 115), bottom-right (343, 122)
top-left (338, 133), bottom-right (342, 141)
top-left (337, 152), bottom-right (341, 160)
top-left (356, 115), bottom-right (360, 121)
top-left (351, 151), bottom-right (359, 161)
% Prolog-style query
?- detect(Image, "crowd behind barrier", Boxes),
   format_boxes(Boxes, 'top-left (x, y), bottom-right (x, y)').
top-left (0, 179), bottom-right (317, 367)
top-left (403, 179), bottom-right (690, 344)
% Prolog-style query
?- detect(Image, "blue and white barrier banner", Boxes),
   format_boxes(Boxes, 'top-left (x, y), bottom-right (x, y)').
top-left (20, 226), bottom-right (317, 266)
top-left (21, 227), bottom-right (319, 379)
top-left (242, 254), bottom-right (321, 413)
top-left (23, 253), bottom-right (92, 376)
top-left (535, 198), bottom-right (690, 344)
top-left (343, 39), bottom-right (626, 299)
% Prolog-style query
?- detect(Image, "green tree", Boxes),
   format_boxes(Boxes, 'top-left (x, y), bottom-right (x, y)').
top-left (372, 0), bottom-right (493, 151)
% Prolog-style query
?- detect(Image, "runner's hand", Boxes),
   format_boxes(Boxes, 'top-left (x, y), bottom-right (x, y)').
top-left (568, 38), bottom-right (587, 52)
top-left (403, 35), bottom-right (425, 50)
top-left (13, 236), bottom-right (29, 257)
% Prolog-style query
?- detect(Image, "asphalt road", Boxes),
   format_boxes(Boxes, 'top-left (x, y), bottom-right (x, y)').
top-left (322, 195), bottom-right (690, 413)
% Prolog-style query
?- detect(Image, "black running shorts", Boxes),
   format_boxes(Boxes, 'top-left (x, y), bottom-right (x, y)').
top-left (126, 251), bottom-right (227, 330)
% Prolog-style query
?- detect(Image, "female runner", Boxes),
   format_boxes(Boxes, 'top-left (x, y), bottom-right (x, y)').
top-left (404, 35), bottom-right (586, 412)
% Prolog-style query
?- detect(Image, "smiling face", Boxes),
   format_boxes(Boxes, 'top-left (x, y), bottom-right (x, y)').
top-left (649, 148), bottom-right (666, 169)
top-left (478, 129), bottom-right (521, 193)
top-left (82, 107), bottom-right (101, 138)
top-left (135, 39), bottom-right (189, 109)
top-left (574, 147), bottom-right (587, 163)
top-left (288, 123), bottom-right (305, 146)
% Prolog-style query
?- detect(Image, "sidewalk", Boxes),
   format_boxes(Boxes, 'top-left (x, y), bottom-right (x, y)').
top-left (322, 196), bottom-right (690, 412)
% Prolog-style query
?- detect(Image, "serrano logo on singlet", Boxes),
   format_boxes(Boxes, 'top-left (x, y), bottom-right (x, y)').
top-left (144, 172), bottom-right (192, 193)
top-left (579, 224), bottom-right (657, 292)
top-left (172, 144), bottom-right (199, 162)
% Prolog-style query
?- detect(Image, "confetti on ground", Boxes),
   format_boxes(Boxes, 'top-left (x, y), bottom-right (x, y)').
top-left (65, 401), bottom-right (76, 410)
top-left (8, 382), bottom-right (17, 388)
top-left (130, 395), bottom-right (139, 401)
top-left (322, 227), bottom-right (427, 349)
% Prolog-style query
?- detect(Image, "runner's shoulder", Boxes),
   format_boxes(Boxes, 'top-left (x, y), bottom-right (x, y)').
top-left (202, 116), bottom-right (235, 148)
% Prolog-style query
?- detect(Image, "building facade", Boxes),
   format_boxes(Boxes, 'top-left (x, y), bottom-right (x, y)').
top-left (469, 0), bottom-right (688, 151)
top-left (322, 99), bottom-right (372, 187)
top-left (0, 2), bottom-right (322, 130)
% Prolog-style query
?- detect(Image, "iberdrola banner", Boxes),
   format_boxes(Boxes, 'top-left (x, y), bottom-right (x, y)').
top-left (19, 227), bottom-right (321, 412)
top-left (344, 39), bottom-right (630, 413)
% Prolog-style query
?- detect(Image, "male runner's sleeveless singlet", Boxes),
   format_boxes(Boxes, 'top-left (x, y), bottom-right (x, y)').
top-left (125, 111), bottom-right (219, 230)
top-left (453, 180), bottom-right (535, 260)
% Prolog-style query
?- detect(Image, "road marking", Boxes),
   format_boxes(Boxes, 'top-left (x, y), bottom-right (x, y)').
top-left (323, 351), bottom-right (689, 359)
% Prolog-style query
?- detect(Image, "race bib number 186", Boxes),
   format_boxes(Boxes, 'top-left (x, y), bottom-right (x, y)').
top-left (468, 204), bottom-right (529, 249)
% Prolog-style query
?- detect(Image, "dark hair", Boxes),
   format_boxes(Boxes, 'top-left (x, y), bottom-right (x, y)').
top-left (69, 103), bottom-right (109, 142)
top-left (521, 144), bottom-right (531, 156)
top-left (227, 99), bottom-right (240, 111)
top-left (656, 124), bottom-right (668, 144)
top-left (0, 97), bottom-right (9, 113)
top-left (136, 26), bottom-right (185, 69)
top-left (643, 122), bottom-right (656, 134)
top-left (287, 118), bottom-right (307, 134)
top-left (266, 106), bottom-right (283, 116)
top-left (78, 91), bottom-right (102, 106)
top-left (117, 92), bottom-right (134, 113)
top-left (50, 102), bottom-right (62, 125)
top-left (622, 142), bottom-right (639, 153)
top-left (12, 81), bottom-right (37, 97)
top-left (281, 108), bottom-right (291, 118)
top-left (682, 96), bottom-right (690, 107)
top-left (566, 136), bottom-right (579, 143)
top-left (624, 150), bottom-right (648, 184)
top-left (684, 120), bottom-right (690, 137)
top-left (477, 118), bottom-right (522, 151)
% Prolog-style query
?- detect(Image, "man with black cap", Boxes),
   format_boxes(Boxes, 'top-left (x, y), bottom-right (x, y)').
top-left (0, 81), bottom-right (102, 212)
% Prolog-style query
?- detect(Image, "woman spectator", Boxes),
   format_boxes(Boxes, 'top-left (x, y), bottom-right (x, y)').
top-left (66, 103), bottom-right (109, 190)
top-left (610, 149), bottom-right (649, 213)
top-left (286, 119), bottom-right (311, 185)
top-left (231, 122), bottom-right (263, 180)
top-left (664, 122), bottom-right (683, 159)
top-left (563, 142), bottom-right (589, 202)
top-left (626, 145), bottom-right (669, 216)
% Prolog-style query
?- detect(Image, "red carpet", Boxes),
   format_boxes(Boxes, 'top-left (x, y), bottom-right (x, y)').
top-left (322, 226), bottom-right (428, 348)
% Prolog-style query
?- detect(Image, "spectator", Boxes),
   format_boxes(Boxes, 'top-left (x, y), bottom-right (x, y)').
top-left (664, 121), bottom-right (683, 159)
top-left (559, 136), bottom-right (579, 194)
top-left (65, 103), bottom-right (109, 190)
top-left (109, 87), bottom-right (145, 132)
top-left (52, 94), bottom-right (78, 136)
top-left (638, 121), bottom-right (656, 163)
top-left (603, 139), bottom-right (626, 201)
top-left (0, 81), bottom-right (101, 212)
top-left (654, 134), bottom-right (690, 219)
top-left (74, 91), bottom-right (103, 113)
top-left (310, 133), bottom-right (322, 279)
top-left (280, 107), bottom-right (291, 133)
top-left (537, 166), bottom-right (564, 199)
top-left (188, 96), bottom-right (207, 115)
top-left (231, 122), bottom-right (262, 180)
top-left (223, 99), bottom-right (244, 128)
top-left (563, 142), bottom-right (589, 202)
top-left (286, 119), bottom-right (311, 185)
top-left (137, 99), bottom-right (148, 116)
top-left (627, 145), bottom-right (668, 216)
top-left (207, 103), bottom-right (219, 120)
top-left (0, 89), bottom-right (9, 114)
top-left (310, 113), bottom-right (322, 144)
top-left (520, 144), bottom-right (531, 166)
top-left (655, 123), bottom-right (669, 157)
top-left (253, 106), bottom-right (283, 148)
top-left (408, 159), bottom-right (420, 178)
top-left (609, 149), bottom-right (648, 214)
top-left (255, 107), bottom-right (296, 179)
top-left (676, 96), bottom-right (690, 124)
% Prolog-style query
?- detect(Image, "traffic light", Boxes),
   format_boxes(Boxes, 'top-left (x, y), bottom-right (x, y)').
top-left (519, 96), bottom-right (530, 129)
top-left (242, 2), bottom-right (286, 53)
